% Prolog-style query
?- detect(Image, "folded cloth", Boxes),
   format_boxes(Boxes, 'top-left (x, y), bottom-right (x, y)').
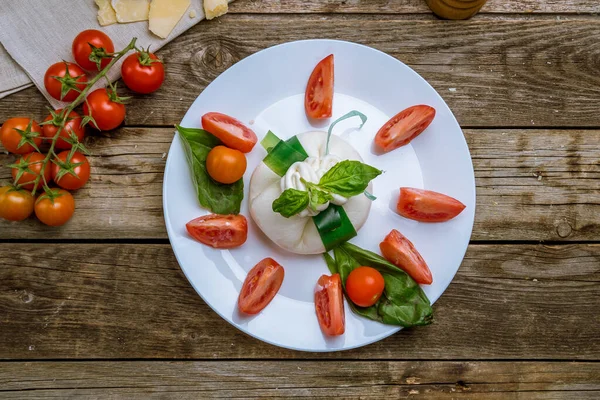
top-left (0, 43), bottom-right (32, 99)
top-left (0, 0), bottom-right (223, 108)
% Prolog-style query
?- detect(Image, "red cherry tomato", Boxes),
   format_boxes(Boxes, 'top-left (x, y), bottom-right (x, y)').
top-left (374, 105), bottom-right (436, 153)
top-left (51, 151), bottom-right (91, 191)
top-left (42, 109), bottom-right (85, 150)
top-left (186, 214), bottom-right (248, 249)
top-left (238, 258), bottom-right (285, 315)
top-left (305, 54), bottom-right (334, 119)
top-left (0, 117), bottom-right (42, 154)
top-left (34, 189), bottom-right (75, 227)
top-left (83, 88), bottom-right (126, 131)
top-left (201, 113), bottom-right (257, 153)
top-left (380, 229), bottom-right (432, 285)
top-left (44, 62), bottom-right (87, 102)
top-left (345, 266), bottom-right (385, 308)
top-left (11, 152), bottom-right (51, 191)
top-left (72, 29), bottom-right (114, 71)
top-left (315, 273), bottom-right (345, 336)
top-left (397, 187), bottom-right (466, 222)
top-left (0, 186), bottom-right (34, 221)
top-left (121, 51), bottom-right (165, 94)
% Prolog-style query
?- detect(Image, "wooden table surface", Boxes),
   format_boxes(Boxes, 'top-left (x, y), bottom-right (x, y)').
top-left (1, 1), bottom-right (599, 398)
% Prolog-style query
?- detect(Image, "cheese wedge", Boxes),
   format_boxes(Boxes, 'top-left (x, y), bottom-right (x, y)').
top-left (149, 0), bottom-right (190, 39)
top-left (95, 0), bottom-right (117, 26)
top-left (204, 0), bottom-right (228, 20)
top-left (111, 0), bottom-right (150, 23)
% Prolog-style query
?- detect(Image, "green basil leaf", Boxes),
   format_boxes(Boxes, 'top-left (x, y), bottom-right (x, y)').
top-left (325, 110), bottom-right (367, 155)
top-left (318, 160), bottom-right (382, 197)
top-left (308, 187), bottom-right (333, 212)
top-left (272, 188), bottom-right (309, 218)
top-left (177, 125), bottom-right (243, 215)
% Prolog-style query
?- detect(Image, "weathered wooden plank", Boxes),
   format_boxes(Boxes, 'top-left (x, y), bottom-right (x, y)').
top-left (1, 16), bottom-right (600, 127)
top-left (0, 243), bottom-right (598, 360)
top-left (1, 128), bottom-right (598, 241)
top-left (229, 0), bottom-right (600, 14)
top-left (0, 361), bottom-right (598, 399)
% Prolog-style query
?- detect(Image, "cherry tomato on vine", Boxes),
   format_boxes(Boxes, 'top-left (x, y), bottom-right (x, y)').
top-left (34, 189), bottom-right (75, 227)
top-left (206, 145), bottom-right (247, 184)
top-left (1, 117), bottom-right (42, 154)
top-left (83, 88), bottom-right (126, 131)
top-left (44, 62), bottom-right (87, 102)
top-left (11, 152), bottom-right (52, 191)
top-left (42, 109), bottom-right (85, 150)
top-left (51, 151), bottom-right (91, 190)
top-left (72, 29), bottom-right (114, 71)
top-left (121, 51), bottom-right (165, 94)
top-left (0, 186), bottom-right (34, 221)
top-left (345, 266), bottom-right (385, 308)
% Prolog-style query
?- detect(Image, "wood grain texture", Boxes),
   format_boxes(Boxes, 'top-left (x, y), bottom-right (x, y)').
top-left (1, 243), bottom-right (598, 360)
top-left (0, 361), bottom-right (598, 399)
top-left (230, 0), bottom-right (600, 14)
top-left (1, 16), bottom-right (600, 128)
top-left (2, 128), bottom-right (598, 241)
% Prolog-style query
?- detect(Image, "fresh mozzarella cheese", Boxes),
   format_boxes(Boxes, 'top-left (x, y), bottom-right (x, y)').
top-left (249, 131), bottom-right (372, 254)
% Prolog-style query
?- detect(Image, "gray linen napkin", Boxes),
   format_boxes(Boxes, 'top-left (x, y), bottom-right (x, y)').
top-left (0, 0), bottom-right (220, 107)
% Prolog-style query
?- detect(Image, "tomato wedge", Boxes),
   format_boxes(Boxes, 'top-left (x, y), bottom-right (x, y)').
top-left (305, 54), bottom-right (334, 119)
top-left (201, 112), bottom-right (257, 153)
top-left (380, 229), bottom-right (432, 285)
top-left (238, 258), bottom-right (285, 314)
top-left (186, 214), bottom-right (248, 249)
top-left (397, 187), bottom-right (466, 222)
top-left (314, 273), bottom-right (345, 336)
top-left (374, 105), bottom-right (436, 153)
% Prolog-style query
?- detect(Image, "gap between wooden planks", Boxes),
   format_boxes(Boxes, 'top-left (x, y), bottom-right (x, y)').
top-left (1, 128), bottom-right (598, 241)
top-left (0, 361), bottom-right (598, 399)
top-left (0, 243), bottom-right (598, 360)
top-left (1, 16), bottom-right (600, 128)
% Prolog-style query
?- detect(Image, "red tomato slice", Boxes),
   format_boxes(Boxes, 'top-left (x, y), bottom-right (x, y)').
top-left (397, 187), bottom-right (466, 222)
top-left (374, 105), bottom-right (436, 153)
top-left (186, 214), bottom-right (248, 249)
top-left (305, 54), bottom-right (334, 119)
top-left (314, 273), bottom-right (345, 336)
top-left (201, 112), bottom-right (257, 153)
top-left (380, 229), bottom-right (432, 285)
top-left (238, 258), bottom-right (285, 314)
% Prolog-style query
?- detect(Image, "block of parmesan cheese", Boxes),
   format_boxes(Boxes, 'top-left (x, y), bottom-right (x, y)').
top-left (204, 0), bottom-right (228, 20)
top-left (95, 0), bottom-right (117, 26)
top-left (111, 0), bottom-right (150, 23)
top-left (149, 0), bottom-right (191, 39)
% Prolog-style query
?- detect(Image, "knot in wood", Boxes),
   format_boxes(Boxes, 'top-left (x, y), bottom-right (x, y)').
top-left (556, 220), bottom-right (572, 238)
top-left (191, 39), bottom-right (237, 84)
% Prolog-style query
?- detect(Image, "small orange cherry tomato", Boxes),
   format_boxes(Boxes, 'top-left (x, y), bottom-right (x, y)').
top-left (345, 266), bottom-right (385, 307)
top-left (206, 145), bottom-right (247, 184)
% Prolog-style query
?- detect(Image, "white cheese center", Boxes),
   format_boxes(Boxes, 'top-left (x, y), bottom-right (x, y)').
top-left (280, 154), bottom-right (348, 217)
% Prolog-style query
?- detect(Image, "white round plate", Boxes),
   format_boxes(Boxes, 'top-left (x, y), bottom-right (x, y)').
top-left (163, 40), bottom-right (475, 352)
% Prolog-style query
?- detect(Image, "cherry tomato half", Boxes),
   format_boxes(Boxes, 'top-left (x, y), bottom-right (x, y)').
top-left (380, 229), bottom-right (432, 285)
top-left (238, 258), bottom-right (285, 315)
top-left (305, 54), bottom-right (334, 119)
top-left (346, 266), bottom-right (385, 308)
top-left (11, 152), bottom-right (51, 191)
top-left (206, 145), bottom-right (247, 184)
top-left (83, 88), bottom-right (126, 131)
top-left (0, 186), bottom-right (34, 221)
top-left (186, 214), bottom-right (248, 249)
top-left (34, 189), bottom-right (75, 227)
top-left (42, 109), bottom-right (85, 150)
top-left (397, 187), bottom-right (466, 223)
top-left (44, 62), bottom-right (87, 102)
top-left (51, 151), bottom-right (91, 190)
top-left (121, 51), bottom-right (165, 94)
top-left (72, 29), bottom-right (115, 71)
top-left (201, 112), bottom-right (257, 153)
top-left (374, 105), bottom-right (436, 153)
top-left (315, 273), bottom-right (345, 336)
top-left (1, 117), bottom-right (42, 154)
